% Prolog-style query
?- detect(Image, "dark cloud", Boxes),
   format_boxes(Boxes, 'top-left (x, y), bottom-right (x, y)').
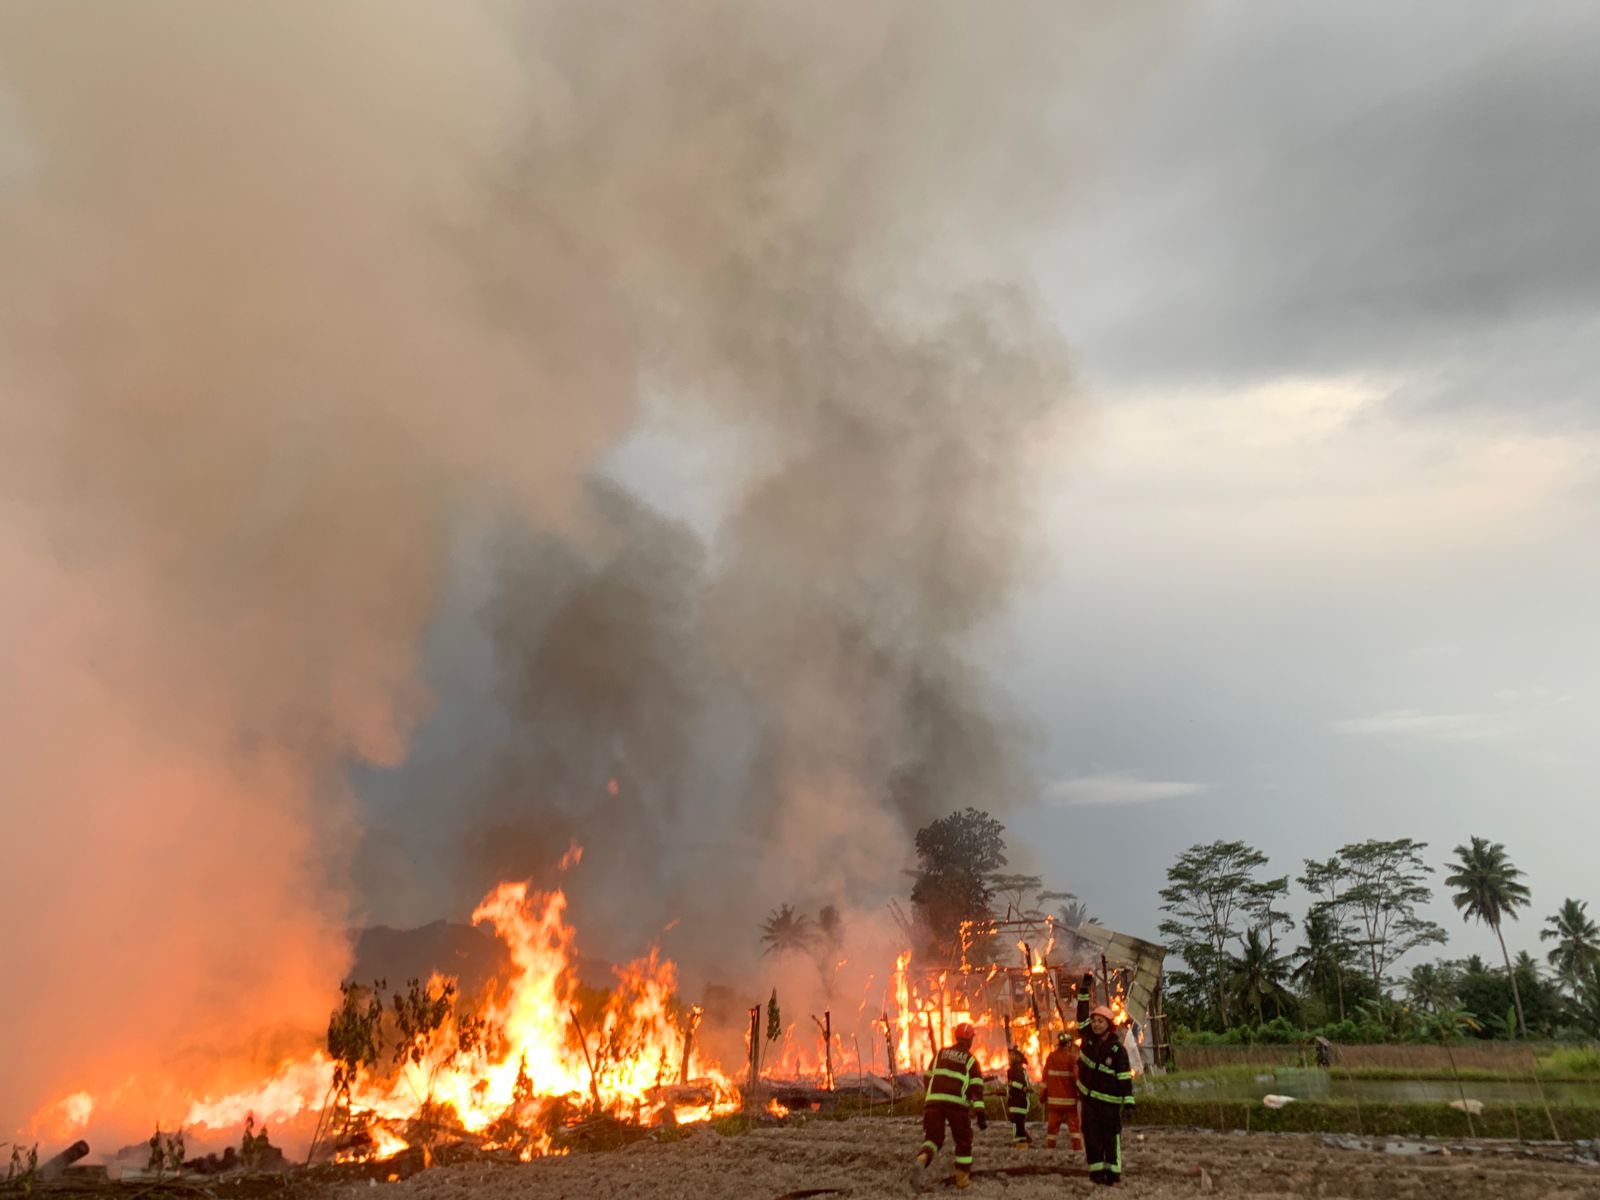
top-left (1053, 0), bottom-right (1600, 420)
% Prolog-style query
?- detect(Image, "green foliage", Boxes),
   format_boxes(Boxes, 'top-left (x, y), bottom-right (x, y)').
top-left (239, 1114), bottom-right (272, 1171)
top-left (1158, 840), bottom-right (1270, 1029)
top-left (4, 1144), bottom-right (38, 1194)
top-left (1132, 1096), bottom-right (1599, 1139)
top-left (1453, 953), bottom-right (1565, 1038)
top-left (909, 808), bottom-right (1008, 960)
top-left (1444, 837), bottom-right (1533, 1035)
top-left (327, 979), bottom-right (386, 1109)
top-left (1536, 1045), bottom-right (1600, 1076)
top-left (146, 1127), bottom-right (184, 1178)
top-left (392, 977), bottom-right (457, 1068)
top-left (1229, 928), bottom-right (1296, 1025)
top-left (1542, 899), bottom-right (1600, 988)
top-left (1331, 838), bottom-right (1447, 996)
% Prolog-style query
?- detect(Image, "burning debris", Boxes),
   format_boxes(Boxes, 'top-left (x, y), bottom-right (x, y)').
top-left (22, 849), bottom-right (1162, 1184)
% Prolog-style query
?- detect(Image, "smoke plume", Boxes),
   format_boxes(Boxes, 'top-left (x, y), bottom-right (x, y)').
top-left (0, 0), bottom-right (1174, 1141)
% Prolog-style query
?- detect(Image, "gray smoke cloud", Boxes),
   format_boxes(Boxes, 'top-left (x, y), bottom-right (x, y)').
top-left (0, 0), bottom-right (1175, 1141)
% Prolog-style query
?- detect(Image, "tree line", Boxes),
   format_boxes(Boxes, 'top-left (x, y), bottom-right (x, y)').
top-left (759, 808), bottom-right (1092, 970)
top-left (1160, 837), bottom-right (1600, 1040)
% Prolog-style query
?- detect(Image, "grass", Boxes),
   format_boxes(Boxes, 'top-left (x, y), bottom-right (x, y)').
top-left (1151, 1058), bottom-right (1600, 1086)
top-left (1536, 1046), bottom-right (1600, 1077)
top-left (1132, 1096), bottom-right (1600, 1140)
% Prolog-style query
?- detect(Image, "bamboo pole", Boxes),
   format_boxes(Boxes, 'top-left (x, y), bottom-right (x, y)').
top-left (1527, 1049), bottom-right (1561, 1141)
top-left (1501, 1069), bottom-right (1523, 1141)
top-left (1441, 1040), bottom-right (1475, 1137)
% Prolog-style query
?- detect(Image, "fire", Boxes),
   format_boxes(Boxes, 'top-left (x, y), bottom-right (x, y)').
top-left (120, 873), bottom-right (737, 1161)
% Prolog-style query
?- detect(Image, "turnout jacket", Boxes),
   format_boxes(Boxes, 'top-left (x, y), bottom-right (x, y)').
top-left (1042, 1043), bottom-right (1079, 1106)
top-left (1076, 1030), bottom-right (1135, 1108)
top-left (1005, 1061), bottom-right (1032, 1116)
top-left (924, 1044), bottom-right (985, 1110)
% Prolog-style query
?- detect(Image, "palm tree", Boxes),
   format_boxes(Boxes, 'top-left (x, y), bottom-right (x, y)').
top-left (1293, 908), bottom-right (1351, 1021)
top-left (1444, 838), bottom-right (1533, 1036)
top-left (759, 903), bottom-right (817, 956)
top-left (1229, 928), bottom-right (1294, 1025)
top-left (1056, 899), bottom-right (1095, 929)
top-left (1541, 898), bottom-right (1600, 988)
top-left (1404, 961), bottom-right (1460, 1015)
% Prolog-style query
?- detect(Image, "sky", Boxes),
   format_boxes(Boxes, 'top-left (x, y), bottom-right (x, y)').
top-left (10, 0), bottom-right (1596, 1144)
top-left (997, 0), bottom-right (1600, 965)
top-left (336, 1), bottom-right (1600, 974)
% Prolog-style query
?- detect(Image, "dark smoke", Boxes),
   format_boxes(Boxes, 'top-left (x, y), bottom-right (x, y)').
top-left (0, 0), bottom-right (1176, 1140)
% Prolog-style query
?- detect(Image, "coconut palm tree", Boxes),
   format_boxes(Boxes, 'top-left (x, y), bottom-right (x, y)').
top-left (1056, 898), bottom-right (1095, 929)
top-left (1404, 961), bottom-right (1460, 1016)
top-left (760, 903), bottom-right (817, 956)
top-left (1229, 928), bottom-right (1294, 1025)
top-left (1293, 908), bottom-right (1352, 1021)
top-left (1541, 898), bottom-right (1600, 988)
top-left (1444, 837), bottom-right (1532, 1036)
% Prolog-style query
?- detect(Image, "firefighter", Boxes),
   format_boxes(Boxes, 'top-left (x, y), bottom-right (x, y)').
top-left (1076, 1005), bottom-right (1134, 1185)
top-left (913, 1021), bottom-right (986, 1190)
top-left (1042, 1030), bottom-right (1082, 1151)
top-left (1005, 1046), bottom-right (1033, 1146)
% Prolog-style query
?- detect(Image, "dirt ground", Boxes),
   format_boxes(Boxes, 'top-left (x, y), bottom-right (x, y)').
top-left (339, 1118), bottom-right (1599, 1200)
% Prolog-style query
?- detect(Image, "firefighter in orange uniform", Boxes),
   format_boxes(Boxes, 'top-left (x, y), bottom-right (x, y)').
top-left (913, 1021), bottom-right (986, 1189)
top-left (1042, 1030), bottom-right (1083, 1150)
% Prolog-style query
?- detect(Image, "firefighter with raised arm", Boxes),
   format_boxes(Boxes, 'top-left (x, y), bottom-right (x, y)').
top-left (913, 1021), bottom-right (986, 1189)
top-left (1076, 1005), bottom-right (1135, 1185)
top-left (1005, 1046), bottom-right (1033, 1146)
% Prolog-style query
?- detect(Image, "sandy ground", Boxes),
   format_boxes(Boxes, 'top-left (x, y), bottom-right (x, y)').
top-left (340, 1118), bottom-right (1599, 1200)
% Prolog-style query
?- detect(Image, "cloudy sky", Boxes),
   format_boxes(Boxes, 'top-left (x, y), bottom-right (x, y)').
top-left (328, 0), bottom-right (1600, 973)
top-left (997, 0), bottom-right (1600, 963)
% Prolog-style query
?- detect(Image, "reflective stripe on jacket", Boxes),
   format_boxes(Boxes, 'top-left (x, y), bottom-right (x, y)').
top-left (1043, 1045), bottom-right (1079, 1105)
top-left (1076, 1031), bottom-right (1135, 1107)
top-left (1006, 1063), bottom-right (1031, 1115)
top-left (924, 1045), bottom-right (985, 1109)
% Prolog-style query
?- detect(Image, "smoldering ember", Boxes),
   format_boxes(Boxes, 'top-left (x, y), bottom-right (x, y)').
top-left (5, 4), bottom-right (1600, 1200)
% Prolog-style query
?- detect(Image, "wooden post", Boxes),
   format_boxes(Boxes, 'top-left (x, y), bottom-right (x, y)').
top-left (881, 1013), bottom-right (899, 1101)
top-left (678, 1004), bottom-right (703, 1086)
top-left (569, 1007), bottom-right (603, 1115)
top-left (811, 1012), bottom-right (835, 1090)
top-left (923, 1011), bottom-right (937, 1069)
top-left (746, 1006), bottom-right (762, 1108)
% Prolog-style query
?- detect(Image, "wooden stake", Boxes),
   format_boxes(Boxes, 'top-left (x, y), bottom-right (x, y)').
top-left (746, 1006), bottom-right (762, 1106)
top-left (811, 1012), bottom-right (835, 1090)
top-left (881, 1012), bottom-right (899, 1100)
top-left (678, 1004), bottom-right (703, 1086)
top-left (568, 1007), bottom-right (602, 1115)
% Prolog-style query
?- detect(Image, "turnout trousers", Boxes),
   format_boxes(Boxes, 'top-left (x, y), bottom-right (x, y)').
top-left (1045, 1101), bottom-right (1082, 1150)
top-left (1080, 1097), bottom-right (1124, 1184)
top-left (920, 1100), bottom-right (974, 1170)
